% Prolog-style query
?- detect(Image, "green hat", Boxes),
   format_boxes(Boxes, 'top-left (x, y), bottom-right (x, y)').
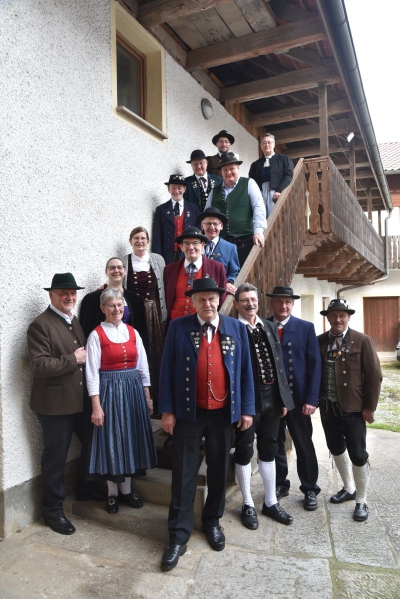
top-left (44, 273), bottom-right (84, 291)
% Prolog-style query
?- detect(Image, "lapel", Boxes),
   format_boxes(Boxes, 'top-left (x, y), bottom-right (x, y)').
top-left (319, 331), bottom-right (329, 357)
top-left (183, 200), bottom-right (194, 222)
top-left (188, 176), bottom-right (201, 202)
top-left (219, 315), bottom-right (236, 368)
top-left (281, 315), bottom-right (296, 348)
top-left (162, 200), bottom-right (176, 225)
top-left (187, 315), bottom-right (202, 356)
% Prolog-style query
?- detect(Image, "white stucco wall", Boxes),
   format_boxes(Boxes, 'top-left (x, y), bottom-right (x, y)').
top-left (0, 0), bottom-right (258, 491)
top-left (290, 275), bottom-right (338, 335)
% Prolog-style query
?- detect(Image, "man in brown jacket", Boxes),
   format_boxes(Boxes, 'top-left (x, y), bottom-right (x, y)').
top-left (318, 299), bottom-right (382, 522)
top-left (27, 273), bottom-right (86, 535)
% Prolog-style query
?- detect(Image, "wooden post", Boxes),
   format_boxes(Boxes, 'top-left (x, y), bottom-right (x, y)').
top-left (318, 82), bottom-right (329, 156)
top-left (378, 210), bottom-right (382, 237)
top-left (349, 137), bottom-right (357, 196)
top-left (366, 179), bottom-right (372, 222)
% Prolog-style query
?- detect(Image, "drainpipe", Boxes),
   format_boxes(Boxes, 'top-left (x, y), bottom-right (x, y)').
top-left (337, 209), bottom-right (392, 297)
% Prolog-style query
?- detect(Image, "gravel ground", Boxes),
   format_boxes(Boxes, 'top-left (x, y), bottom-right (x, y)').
top-left (371, 361), bottom-right (400, 432)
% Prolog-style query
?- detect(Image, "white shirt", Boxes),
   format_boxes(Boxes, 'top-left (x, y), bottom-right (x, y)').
top-left (238, 314), bottom-right (263, 330)
top-left (329, 326), bottom-right (349, 349)
top-left (263, 152), bottom-right (275, 167)
top-left (131, 252), bottom-right (150, 273)
top-left (198, 314), bottom-right (219, 343)
top-left (274, 315), bottom-right (291, 328)
top-left (195, 174), bottom-right (208, 189)
top-left (171, 199), bottom-right (183, 216)
top-left (49, 303), bottom-right (74, 324)
top-left (184, 256), bottom-right (203, 270)
top-left (86, 322), bottom-right (150, 396)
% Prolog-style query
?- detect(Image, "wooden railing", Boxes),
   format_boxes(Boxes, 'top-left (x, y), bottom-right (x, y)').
top-left (220, 156), bottom-right (385, 317)
top-left (387, 235), bottom-right (400, 269)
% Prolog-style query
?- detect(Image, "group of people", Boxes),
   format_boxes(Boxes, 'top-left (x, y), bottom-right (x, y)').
top-left (26, 127), bottom-right (382, 574)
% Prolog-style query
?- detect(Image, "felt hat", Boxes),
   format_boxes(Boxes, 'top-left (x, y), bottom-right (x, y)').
top-left (43, 273), bottom-right (84, 291)
top-left (320, 298), bottom-right (355, 316)
top-left (185, 277), bottom-right (226, 297)
top-left (216, 152), bottom-right (243, 169)
top-left (266, 286), bottom-right (300, 299)
top-left (186, 149), bottom-right (207, 163)
top-left (196, 207), bottom-right (228, 227)
top-left (164, 174), bottom-right (187, 186)
top-left (212, 129), bottom-right (235, 146)
top-left (175, 226), bottom-right (208, 245)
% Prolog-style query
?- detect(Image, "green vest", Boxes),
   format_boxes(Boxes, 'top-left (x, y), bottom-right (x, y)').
top-left (320, 361), bottom-right (338, 403)
top-left (212, 177), bottom-right (253, 238)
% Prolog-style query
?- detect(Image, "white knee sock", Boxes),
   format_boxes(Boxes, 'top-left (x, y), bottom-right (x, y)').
top-left (333, 450), bottom-right (356, 494)
top-left (107, 481), bottom-right (118, 497)
top-left (258, 459), bottom-right (277, 508)
top-left (235, 463), bottom-right (254, 507)
top-left (120, 477), bottom-right (132, 495)
top-left (352, 463), bottom-right (369, 504)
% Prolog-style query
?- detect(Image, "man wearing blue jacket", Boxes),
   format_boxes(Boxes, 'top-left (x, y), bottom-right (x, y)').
top-left (159, 278), bottom-right (254, 571)
top-left (267, 286), bottom-right (321, 511)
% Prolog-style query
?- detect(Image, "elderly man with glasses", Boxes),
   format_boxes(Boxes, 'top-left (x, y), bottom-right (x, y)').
top-left (184, 150), bottom-right (222, 212)
top-left (249, 133), bottom-right (294, 218)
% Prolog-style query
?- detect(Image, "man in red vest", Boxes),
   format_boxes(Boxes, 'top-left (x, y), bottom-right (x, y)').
top-left (159, 278), bottom-right (255, 571)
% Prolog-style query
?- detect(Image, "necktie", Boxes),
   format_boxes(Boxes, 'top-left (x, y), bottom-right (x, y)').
top-left (205, 241), bottom-right (214, 258)
top-left (200, 176), bottom-right (207, 189)
top-left (173, 202), bottom-right (180, 216)
top-left (277, 324), bottom-right (283, 343)
top-left (186, 262), bottom-right (197, 288)
top-left (329, 333), bottom-right (344, 349)
top-left (202, 322), bottom-right (215, 340)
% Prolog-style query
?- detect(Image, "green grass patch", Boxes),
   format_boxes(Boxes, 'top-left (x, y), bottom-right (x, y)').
top-left (375, 361), bottom-right (400, 432)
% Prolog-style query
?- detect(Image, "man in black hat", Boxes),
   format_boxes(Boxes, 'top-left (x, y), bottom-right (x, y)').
top-left (267, 286), bottom-right (322, 511)
top-left (207, 129), bottom-right (236, 176)
top-left (184, 150), bottom-right (222, 211)
top-left (163, 227), bottom-right (227, 324)
top-left (159, 278), bottom-right (255, 571)
top-left (318, 299), bottom-right (382, 522)
top-left (27, 273), bottom-right (87, 535)
top-left (197, 206), bottom-right (240, 295)
top-left (206, 153), bottom-right (267, 267)
top-left (152, 174), bottom-right (200, 265)
top-left (249, 133), bottom-right (294, 218)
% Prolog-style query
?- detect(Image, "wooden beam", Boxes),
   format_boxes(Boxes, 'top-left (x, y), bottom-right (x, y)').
top-left (191, 70), bottom-right (221, 100)
top-left (150, 24), bottom-right (187, 67)
top-left (269, 0), bottom-right (315, 22)
top-left (271, 118), bottom-right (351, 144)
top-left (348, 137), bottom-right (356, 196)
top-left (335, 160), bottom-right (370, 170)
top-left (343, 170), bottom-right (374, 180)
top-left (366, 180), bottom-right (373, 221)
top-left (284, 47), bottom-right (326, 67)
top-left (285, 141), bottom-right (364, 160)
top-left (220, 64), bottom-right (340, 104)
top-left (137, 0), bottom-right (231, 28)
top-left (186, 17), bottom-right (326, 72)
top-left (319, 82), bottom-right (329, 156)
top-left (249, 98), bottom-right (350, 127)
top-left (235, 0), bottom-right (277, 31)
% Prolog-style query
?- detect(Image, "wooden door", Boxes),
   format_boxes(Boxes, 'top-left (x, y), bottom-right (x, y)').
top-left (364, 297), bottom-right (400, 351)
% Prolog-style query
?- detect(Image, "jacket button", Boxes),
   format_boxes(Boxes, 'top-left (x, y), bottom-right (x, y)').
top-left (186, 387), bottom-right (189, 391)
top-left (69, 327), bottom-right (73, 331)
top-left (343, 371), bottom-right (346, 374)
top-left (186, 398), bottom-right (190, 401)
top-left (73, 340), bottom-right (77, 344)
top-left (187, 407), bottom-right (190, 411)
top-left (343, 383), bottom-right (347, 386)
top-left (280, 369), bottom-right (283, 373)
top-left (186, 357), bottom-right (190, 361)
top-left (80, 382), bottom-right (82, 386)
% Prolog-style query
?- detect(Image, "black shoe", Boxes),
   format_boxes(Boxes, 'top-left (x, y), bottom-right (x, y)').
top-left (118, 491), bottom-right (143, 509)
top-left (44, 514), bottom-right (76, 535)
top-left (241, 505), bottom-right (259, 530)
top-left (330, 488), bottom-right (356, 504)
top-left (105, 496), bottom-right (119, 514)
top-left (203, 523), bottom-right (225, 551)
top-left (261, 502), bottom-right (293, 525)
top-left (303, 491), bottom-right (318, 511)
top-left (163, 435), bottom-right (173, 449)
top-left (353, 502), bottom-right (369, 522)
top-left (276, 485), bottom-right (289, 500)
top-left (161, 543), bottom-right (187, 571)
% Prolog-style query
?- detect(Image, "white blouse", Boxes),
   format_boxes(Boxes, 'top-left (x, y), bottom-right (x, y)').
top-left (86, 322), bottom-right (150, 396)
top-left (131, 251), bottom-right (150, 272)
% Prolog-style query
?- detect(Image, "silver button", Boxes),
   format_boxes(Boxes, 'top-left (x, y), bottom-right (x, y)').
top-left (343, 383), bottom-right (347, 386)
top-left (343, 371), bottom-right (346, 374)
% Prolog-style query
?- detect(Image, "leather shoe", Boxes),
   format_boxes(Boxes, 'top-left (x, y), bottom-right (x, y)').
top-left (330, 488), bottom-right (356, 504)
top-left (44, 514), bottom-right (76, 535)
top-left (261, 502), bottom-right (293, 525)
top-left (161, 543), bottom-right (187, 571)
top-left (353, 502), bottom-right (369, 522)
top-left (203, 523), bottom-right (225, 551)
top-left (241, 504), bottom-right (259, 530)
top-left (118, 491), bottom-right (143, 509)
top-left (105, 496), bottom-right (119, 514)
top-left (276, 485), bottom-right (289, 500)
top-left (303, 491), bottom-right (318, 511)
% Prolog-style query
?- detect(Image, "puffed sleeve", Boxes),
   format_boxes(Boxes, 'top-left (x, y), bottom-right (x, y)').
top-left (85, 330), bottom-right (102, 396)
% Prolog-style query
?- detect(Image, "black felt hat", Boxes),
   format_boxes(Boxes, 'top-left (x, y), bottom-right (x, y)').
top-left (185, 277), bottom-right (226, 297)
top-left (196, 207), bottom-right (228, 227)
top-left (43, 273), bottom-right (85, 291)
top-left (186, 149), bottom-right (208, 163)
top-left (175, 226), bottom-right (208, 245)
top-left (216, 152), bottom-right (243, 169)
top-left (164, 174), bottom-right (187, 186)
top-left (320, 298), bottom-right (355, 316)
top-left (212, 129), bottom-right (235, 146)
top-left (266, 286), bottom-right (300, 299)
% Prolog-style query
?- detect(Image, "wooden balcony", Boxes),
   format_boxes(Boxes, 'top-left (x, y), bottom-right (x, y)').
top-left (388, 236), bottom-right (400, 270)
top-left (220, 156), bottom-right (385, 318)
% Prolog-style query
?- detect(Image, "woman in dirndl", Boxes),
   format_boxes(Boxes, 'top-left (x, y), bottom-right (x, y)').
top-left (86, 287), bottom-right (157, 514)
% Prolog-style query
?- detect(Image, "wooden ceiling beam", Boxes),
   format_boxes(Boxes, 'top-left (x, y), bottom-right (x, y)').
top-left (270, 119), bottom-right (354, 144)
top-left (220, 64), bottom-right (340, 104)
top-left (269, 0), bottom-right (316, 22)
top-left (284, 141), bottom-right (364, 159)
top-left (334, 160), bottom-right (370, 170)
top-left (137, 0), bottom-right (231, 28)
top-left (249, 98), bottom-right (350, 127)
top-left (284, 47), bottom-right (327, 67)
top-left (186, 16), bottom-right (326, 72)
top-left (343, 170), bottom-right (374, 180)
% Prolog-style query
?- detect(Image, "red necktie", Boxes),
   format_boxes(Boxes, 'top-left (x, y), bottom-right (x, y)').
top-left (278, 326), bottom-right (283, 343)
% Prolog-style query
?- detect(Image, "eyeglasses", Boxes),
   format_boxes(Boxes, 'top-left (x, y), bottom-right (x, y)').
top-left (202, 221), bottom-right (222, 227)
top-left (107, 266), bottom-right (124, 271)
top-left (106, 303), bottom-right (124, 309)
top-left (237, 298), bottom-right (258, 304)
top-left (182, 241), bottom-right (202, 247)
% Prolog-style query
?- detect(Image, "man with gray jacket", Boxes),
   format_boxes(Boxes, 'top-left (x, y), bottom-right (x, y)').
top-left (27, 273), bottom-right (87, 535)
